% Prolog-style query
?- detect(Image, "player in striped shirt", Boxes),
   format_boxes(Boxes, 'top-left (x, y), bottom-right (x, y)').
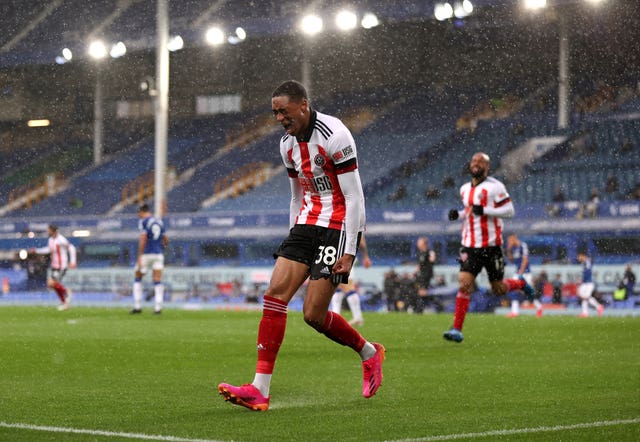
top-left (443, 152), bottom-right (534, 343)
top-left (218, 80), bottom-right (385, 411)
top-left (30, 224), bottom-right (77, 311)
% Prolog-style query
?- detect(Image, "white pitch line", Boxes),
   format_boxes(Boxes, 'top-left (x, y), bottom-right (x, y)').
top-left (385, 418), bottom-right (640, 442)
top-left (0, 422), bottom-right (225, 442)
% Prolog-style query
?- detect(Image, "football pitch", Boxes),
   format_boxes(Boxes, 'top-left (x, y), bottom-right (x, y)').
top-left (0, 307), bottom-right (638, 442)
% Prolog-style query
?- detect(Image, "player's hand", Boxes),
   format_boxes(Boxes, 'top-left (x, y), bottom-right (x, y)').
top-left (69, 263), bottom-right (77, 269)
top-left (472, 204), bottom-right (484, 216)
top-left (448, 209), bottom-right (459, 221)
top-left (332, 254), bottom-right (355, 276)
top-left (362, 256), bottom-right (372, 269)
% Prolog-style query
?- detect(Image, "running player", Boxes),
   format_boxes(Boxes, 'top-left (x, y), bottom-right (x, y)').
top-left (506, 233), bottom-right (543, 318)
top-left (577, 252), bottom-right (604, 317)
top-left (443, 152), bottom-right (534, 343)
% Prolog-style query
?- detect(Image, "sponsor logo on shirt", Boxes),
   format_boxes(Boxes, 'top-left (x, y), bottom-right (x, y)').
top-left (332, 145), bottom-right (353, 161)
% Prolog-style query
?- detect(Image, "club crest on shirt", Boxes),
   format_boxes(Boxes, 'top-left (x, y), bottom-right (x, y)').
top-left (314, 154), bottom-right (326, 167)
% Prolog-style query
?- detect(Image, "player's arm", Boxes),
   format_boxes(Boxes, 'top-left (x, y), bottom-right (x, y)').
top-left (67, 241), bottom-right (77, 269)
top-left (479, 198), bottom-right (514, 218)
top-left (333, 170), bottom-right (363, 276)
top-left (30, 246), bottom-right (50, 255)
top-left (288, 171), bottom-right (303, 229)
top-left (359, 235), bottom-right (372, 268)
top-left (162, 233), bottom-right (169, 248)
top-left (519, 243), bottom-right (529, 275)
top-left (137, 233), bottom-right (147, 263)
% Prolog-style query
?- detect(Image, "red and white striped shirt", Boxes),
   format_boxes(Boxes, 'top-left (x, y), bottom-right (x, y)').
top-left (280, 110), bottom-right (365, 255)
top-left (36, 233), bottom-right (77, 270)
top-left (458, 176), bottom-right (514, 248)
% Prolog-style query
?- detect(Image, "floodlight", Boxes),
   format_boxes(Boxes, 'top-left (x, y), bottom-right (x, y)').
top-left (205, 27), bottom-right (225, 45)
top-left (336, 10), bottom-right (357, 31)
top-left (524, 0), bottom-right (547, 10)
top-left (434, 3), bottom-right (454, 21)
top-left (62, 48), bottom-right (72, 61)
top-left (88, 40), bottom-right (107, 59)
top-left (168, 35), bottom-right (184, 52)
top-left (110, 41), bottom-right (126, 58)
top-left (27, 119), bottom-right (50, 127)
top-left (228, 27), bottom-right (246, 45)
top-left (454, 0), bottom-right (474, 18)
top-left (18, 249), bottom-right (28, 260)
top-left (300, 14), bottom-right (323, 36)
top-left (361, 12), bottom-right (379, 29)
top-left (584, 0), bottom-right (604, 5)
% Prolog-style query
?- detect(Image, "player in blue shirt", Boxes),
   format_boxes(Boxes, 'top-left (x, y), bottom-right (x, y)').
top-left (506, 234), bottom-right (543, 317)
top-left (577, 252), bottom-right (604, 317)
top-left (131, 204), bottom-right (168, 314)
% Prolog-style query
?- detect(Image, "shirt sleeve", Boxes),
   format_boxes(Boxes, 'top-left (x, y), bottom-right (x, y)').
top-left (337, 170), bottom-right (365, 256)
top-left (289, 176), bottom-right (303, 229)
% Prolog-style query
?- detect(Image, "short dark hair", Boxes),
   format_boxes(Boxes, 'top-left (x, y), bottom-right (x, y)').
top-left (48, 224), bottom-right (58, 232)
top-left (138, 203), bottom-right (150, 213)
top-left (272, 80), bottom-right (308, 102)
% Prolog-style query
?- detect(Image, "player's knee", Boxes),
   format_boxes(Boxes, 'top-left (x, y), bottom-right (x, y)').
top-left (304, 315), bottom-right (324, 333)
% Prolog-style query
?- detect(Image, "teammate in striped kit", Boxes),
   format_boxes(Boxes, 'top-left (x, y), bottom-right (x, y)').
top-left (30, 224), bottom-right (77, 311)
top-left (443, 152), bottom-right (534, 343)
top-left (218, 80), bottom-right (385, 411)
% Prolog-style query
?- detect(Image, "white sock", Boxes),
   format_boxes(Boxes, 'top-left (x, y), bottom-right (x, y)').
top-left (346, 291), bottom-right (363, 323)
top-left (133, 281), bottom-right (143, 309)
top-left (359, 342), bottom-right (376, 361)
top-left (581, 299), bottom-right (589, 315)
top-left (154, 283), bottom-right (164, 311)
top-left (534, 300), bottom-right (542, 310)
top-left (588, 297), bottom-right (600, 309)
top-left (330, 290), bottom-right (345, 314)
top-left (511, 300), bottom-right (520, 314)
top-left (252, 373), bottom-right (272, 397)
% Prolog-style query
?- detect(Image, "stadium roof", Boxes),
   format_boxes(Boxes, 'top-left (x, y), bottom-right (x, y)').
top-left (0, 0), bottom-right (509, 67)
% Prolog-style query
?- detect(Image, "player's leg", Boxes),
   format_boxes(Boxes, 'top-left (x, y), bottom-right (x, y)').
top-left (330, 285), bottom-right (345, 314)
top-left (218, 256), bottom-right (308, 411)
top-left (446, 271), bottom-right (474, 337)
top-left (48, 270), bottom-right (70, 310)
top-left (346, 289), bottom-right (364, 326)
top-left (131, 257), bottom-right (146, 313)
top-left (151, 255), bottom-right (165, 313)
top-left (578, 283), bottom-right (591, 317)
top-left (304, 277), bottom-right (384, 398)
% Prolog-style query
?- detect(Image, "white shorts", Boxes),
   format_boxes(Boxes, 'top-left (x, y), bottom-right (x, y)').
top-left (578, 282), bottom-right (595, 300)
top-left (136, 254), bottom-right (164, 274)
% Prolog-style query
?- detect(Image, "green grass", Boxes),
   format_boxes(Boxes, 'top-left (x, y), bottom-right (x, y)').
top-left (0, 307), bottom-right (638, 441)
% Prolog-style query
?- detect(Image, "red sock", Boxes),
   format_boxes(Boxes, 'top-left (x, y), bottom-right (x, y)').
top-left (453, 292), bottom-right (471, 330)
top-left (52, 282), bottom-right (66, 303)
top-left (255, 296), bottom-right (288, 375)
top-left (320, 311), bottom-right (366, 352)
top-left (504, 278), bottom-right (525, 292)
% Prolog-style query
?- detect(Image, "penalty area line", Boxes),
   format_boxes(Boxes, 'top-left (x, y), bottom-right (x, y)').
top-left (0, 421), bottom-right (225, 442)
top-left (385, 417), bottom-right (640, 442)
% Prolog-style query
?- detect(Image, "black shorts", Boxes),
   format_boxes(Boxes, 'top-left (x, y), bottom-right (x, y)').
top-left (458, 246), bottom-right (505, 282)
top-left (274, 224), bottom-right (361, 284)
top-left (50, 268), bottom-right (67, 282)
